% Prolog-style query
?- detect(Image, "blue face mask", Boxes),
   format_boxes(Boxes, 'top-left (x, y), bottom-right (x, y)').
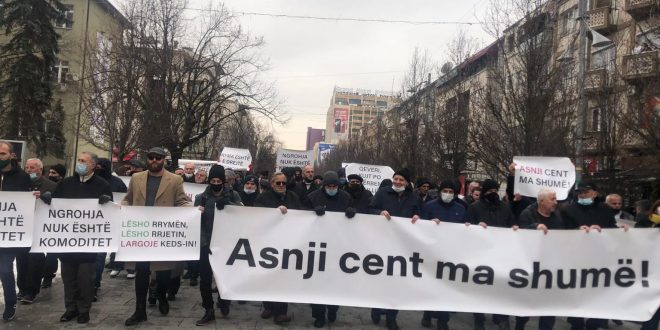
top-left (339, 178), bottom-right (347, 185)
top-left (75, 162), bottom-right (88, 176)
top-left (325, 187), bottom-right (338, 196)
top-left (29, 172), bottom-right (38, 181)
top-left (577, 197), bottom-right (593, 206)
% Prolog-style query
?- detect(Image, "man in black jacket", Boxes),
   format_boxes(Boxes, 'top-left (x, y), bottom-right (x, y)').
top-left (0, 141), bottom-right (32, 321)
top-left (305, 171), bottom-right (355, 328)
top-left (296, 164), bottom-right (319, 202)
top-left (344, 174), bottom-right (373, 214)
top-left (51, 151), bottom-right (113, 324)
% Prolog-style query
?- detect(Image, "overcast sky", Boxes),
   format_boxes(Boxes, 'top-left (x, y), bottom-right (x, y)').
top-left (115, 0), bottom-right (495, 150)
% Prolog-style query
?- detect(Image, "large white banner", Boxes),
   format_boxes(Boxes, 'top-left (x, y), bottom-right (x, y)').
top-left (115, 206), bottom-right (201, 261)
top-left (183, 182), bottom-right (206, 201)
top-left (345, 163), bottom-right (395, 194)
top-left (276, 149), bottom-right (313, 170)
top-left (219, 147), bottom-right (252, 170)
top-left (0, 192), bottom-right (35, 247)
top-left (513, 156), bottom-right (576, 200)
top-left (178, 159), bottom-right (218, 174)
top-left (210, 206), bottom-right (660, 321)
top-left (31, 199), bottom-right (120, 253)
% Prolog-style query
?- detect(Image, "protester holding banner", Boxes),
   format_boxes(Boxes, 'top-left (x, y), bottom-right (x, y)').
top-left (416, 179), bottom-right (466, 330)
top-left (193, 164), bottom-right (242, 326)
top-left (238, 175), bottom-right (260, 207)
top-left (415, 178), bottom-right (434, 205)
top-left (281, 167), bottom-right (306, 202)
top-left (17, 158), bottom-right (56, 304)
top-left (182, 163), bottom-right (196, 183)
top-left (0, 141), bottom-right (32, 321)
top-left (43, 164), bottom-right (66, 287)
top-left (369, 168), bottom-right (420, 330)
top-left (466, 178), bottom-right (516, 330)
top-left (49, 151), bottom-right (113, 324)
top-left (343, 174), bottom-right (373, 214)
top-left (254, 172), bottom-right (303, 324)
top-left (121, 147), bottom-right (191, 326)
top-left (47, 164), bottom-right (66, 183)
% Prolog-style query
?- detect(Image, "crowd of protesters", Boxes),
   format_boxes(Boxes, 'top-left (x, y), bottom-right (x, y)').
top-left (0, 140), bottom-right (658, 330)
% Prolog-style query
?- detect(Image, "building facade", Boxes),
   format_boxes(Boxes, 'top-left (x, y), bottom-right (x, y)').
top-left (306, 127), bottom-right (325, 151)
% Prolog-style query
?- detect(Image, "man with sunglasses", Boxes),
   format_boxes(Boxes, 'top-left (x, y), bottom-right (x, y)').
top-left (254, 172), bottom-right (303, 324)
top-left (304, 171), bottom-right (356, 328)
top-left (122, 147), bottom-right (191, 326)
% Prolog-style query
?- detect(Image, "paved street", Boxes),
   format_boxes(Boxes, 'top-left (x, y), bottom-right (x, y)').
top-left (0, 265), bottom-right (641, 330)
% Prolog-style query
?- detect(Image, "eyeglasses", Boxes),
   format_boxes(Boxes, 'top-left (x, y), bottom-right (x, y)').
top-left (147, 155), bottom-right (163, 161)
top-left (273, 181), bottom-right (287, 186)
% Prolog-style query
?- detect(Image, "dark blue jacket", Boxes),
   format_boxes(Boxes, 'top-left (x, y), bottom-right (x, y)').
top-left (422, 198), bottom-right (466, 223)
top-left (370, 186), bottom-right (420, 218)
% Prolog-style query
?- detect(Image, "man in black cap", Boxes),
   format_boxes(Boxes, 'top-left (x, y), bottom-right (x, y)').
top-left (48, 164), bottom-right (66, 183)
top-left (194, 165), bottom-right (242, 326)
top-left (415, 178), bottom-right (434, 205)
top-left (344, 174), bottom-right (373, 214)
top-left (304, 171), bottom-right (356, 328)
top-left (238, 175), bottom-right (260, 206)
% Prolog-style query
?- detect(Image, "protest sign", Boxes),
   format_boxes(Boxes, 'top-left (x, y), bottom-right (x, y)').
top-left (219, 147), bottom-right (252, 170)
top-left (317, 143), bottom-right (335, 165)
top-left (177, 159), bottom-right (218, 174)
top-left (513, 156), bottom-right (576, 200)
top-left (276, 149), bottom-right (313, 170)
top-left (31, 199), bottom-right (120, 253)
top-left (210, 206), bottom-right (659, 321)
top-left (115, 206), bottom-right (201, 262)
top-left (183, 182), bottom-right (206, 201)
top-left (345, 163), bottom-right (395, 194)
top-left (0, 191), bottom-right (35, 247)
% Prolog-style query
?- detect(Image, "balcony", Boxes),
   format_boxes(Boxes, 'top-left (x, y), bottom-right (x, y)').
top-left (622, 51), bottom-right (659, 81)
top-left (587, 6), bottom-right (615, 32)
top-left (583, 131), bottom-right (602, 152)
top-left (584, 68), bottom-right (608, 94)
top-left (624, 0), bottom-right (659, 21)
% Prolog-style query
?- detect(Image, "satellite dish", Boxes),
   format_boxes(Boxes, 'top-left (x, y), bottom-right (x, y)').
top-left (440, 62), bottom-right (454, 74)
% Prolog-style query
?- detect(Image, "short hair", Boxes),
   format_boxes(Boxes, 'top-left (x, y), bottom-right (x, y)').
top-left (196, 170), bottom-right (207, 176)
top-left (270, 172), bottom-right (286, 182)
top-left (537, 188), bottom-right (556, 201)
top-left (0, 141), bottom-right (13, 153)
top-left (605, 194), bottom-right (622, 203)
top-left (80, 151), bottom-right (98, 166)
top-left (26, 158), bottom-right (43, 169)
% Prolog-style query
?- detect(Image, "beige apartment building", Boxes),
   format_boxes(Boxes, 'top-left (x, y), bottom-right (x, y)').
top-left (0, 0), bottom-right (127, 170)
top-left (325, 86), bottom-right (401, 144)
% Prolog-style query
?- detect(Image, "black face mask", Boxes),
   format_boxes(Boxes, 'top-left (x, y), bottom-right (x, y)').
top-left (210, 184), bottom-right (223, 192)
top-left (485, 192), bottom-right (499, 203)
top-left (348, 183), bottom-right (361, 191)
top-left (48, 176), bottom-right (60, 182)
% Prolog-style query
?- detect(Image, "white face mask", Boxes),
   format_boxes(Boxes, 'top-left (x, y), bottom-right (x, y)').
top-left (441, 192), bottom-right (454, 203)
top-left (392, 185), bottom-right (406, 193)
top-left (184, 173), bottom-right (194, 178)
top-left (243, 188), bottom-right (256, 195)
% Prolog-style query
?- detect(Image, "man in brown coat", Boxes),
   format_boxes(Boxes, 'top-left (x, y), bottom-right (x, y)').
top-left (122, 147), bottom-right (190, 326)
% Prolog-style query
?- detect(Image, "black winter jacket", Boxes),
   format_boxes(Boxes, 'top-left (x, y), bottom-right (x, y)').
top-left (0, 160), bottom-right (32, 255)
top-left (194, 186), bottom-right (242, 247)
top-left (370, 186), bottom-right (420, 218)
top-left (304, 188), bottom-right (353, 212)
top-left (254, 189), bottom-right (302, 210)
top-left (560, 200), bottom-right (617, 229)
top-left (238, 190), bottom-right (258, 207)
top-left (466, 198), bottom-right (516, 228)
top-left (344, 185), bottom-right (373, 214)
top-left (518, 203), bottom-right (564, 229)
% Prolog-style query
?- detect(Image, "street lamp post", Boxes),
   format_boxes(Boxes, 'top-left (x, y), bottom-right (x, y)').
top-left (575, 0), bottom-right (588, 184)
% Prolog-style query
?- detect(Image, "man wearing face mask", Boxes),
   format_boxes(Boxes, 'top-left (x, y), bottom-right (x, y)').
top-left (49, 152), bottom-right (113, 324)
top-left (193, 165), bottom-right (242, 326)
top-left (238, 175), bottom-right (260, 206)
top-left (415, 179), bottom-right (465, 330)
top-left (466, 178), bottom-right (516, 330)
top-left (0, 141), bottom-right (32, 321)
top-left (181, 163), bottom-right (196, 183)
top-left (48, 164), bottom-right (66, 183)
top-left (15, 158), bottom-right (56, 305)
top-left (304, 171), bottom-right (356, 328)
top-left (344, 174), bottom-right (373, 214)
top-left (369, 168), bottom-right (420, 330)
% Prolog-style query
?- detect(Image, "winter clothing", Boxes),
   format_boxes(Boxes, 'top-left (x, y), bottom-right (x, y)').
top-left (305, 188), bottom-right (353, 213)
top-left (422, 198), bottom-right (466, 223)
top-left (560, 200), bottom-right (617, 229)
top-left (518, 203), bottom-right (564, 229)
top-left (393, 168), bottom-right (411, 183)
top-left (194, 185), bottom-right (242, 248)
top-left (96, 158), bottom-right (127, 193)
top-left (344, 184), bottom-right (373, 214)
top-left (254, 189), bottom-right (302, 210)
top-left (208, 165), bottom-right (226, 182)
top-left (466, 198), bottom-right (516, 228)
top-left (370, 186), bottom-right (420, 218)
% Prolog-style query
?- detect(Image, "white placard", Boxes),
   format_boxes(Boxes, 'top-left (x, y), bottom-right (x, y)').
top-left (219, 147), bottom-right (252, 170)
top-left (210, 206), bottom-right (660, 322)
top-left (513, 156), bottom-right (576, 200)
top-left (345, 163), bottom-right (394, 194)
top-left (276, 149), bottom-right (313, 170)
top-left (115, 206), bottom-right (201, 261)
top-left (0, 192), bottom-right (35, 247)
top-left (183, 182), bottom-right (207, 201)
top-left (31, 199), bottom-right (120, 253)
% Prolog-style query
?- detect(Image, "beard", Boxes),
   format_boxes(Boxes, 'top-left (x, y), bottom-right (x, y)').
top-left (148, 161), bottom-right (164, 173)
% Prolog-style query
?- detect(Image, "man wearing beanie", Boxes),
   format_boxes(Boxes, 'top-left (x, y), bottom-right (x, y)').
top-left (344, 174), bottom-right (373, 214)
top-left (304, 171), bottom-right (356, 328)
top-left (369, 168), bottom-right (420, 330)
top-left (415, 179), bottom-right (466, 330)
top-left (415, 178), bottom-right (434, 205)
top-left (466, 178), bottom-right (516, 330)
top-left (193, 164), bottom-right (242, 325)
top-left (48, 163), bottom-right (66, 182)
top-left (238, 175), bottom-right (260, 206)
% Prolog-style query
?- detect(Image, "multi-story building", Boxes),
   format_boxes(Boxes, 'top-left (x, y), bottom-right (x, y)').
top-left (0, 0), bottom-right (128, 169)
top-left (325, 86), bottom-right (400, 144)
top-left (306, 127), bottom-right (325, 151)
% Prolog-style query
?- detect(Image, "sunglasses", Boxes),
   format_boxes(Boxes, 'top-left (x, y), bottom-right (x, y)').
top-left (273, 181), bottom-right (287, 186)
top-left (147, 155), bottom-right (163, 161)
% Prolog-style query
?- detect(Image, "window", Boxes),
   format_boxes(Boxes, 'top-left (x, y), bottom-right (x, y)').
top-left (591, 108), bottom-right (602, 132)
top-left (56, 5), bottom-right (74, 29)
top-left (51, 61), bottom-right (69, 83)
top-left (590, 45), bottom-right (615, 72)
top-left (559, 8), bottom-right (577, 36)
top-left (335, 98), bottom-right (348, 105)
top-left (349, 98), bottom-right (362, 105)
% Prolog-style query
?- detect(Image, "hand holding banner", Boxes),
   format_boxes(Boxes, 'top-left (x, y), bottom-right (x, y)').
top-left (0, 191), bottom-right (35, 247)
top-left (513, 156), bottom-right (576, 200)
